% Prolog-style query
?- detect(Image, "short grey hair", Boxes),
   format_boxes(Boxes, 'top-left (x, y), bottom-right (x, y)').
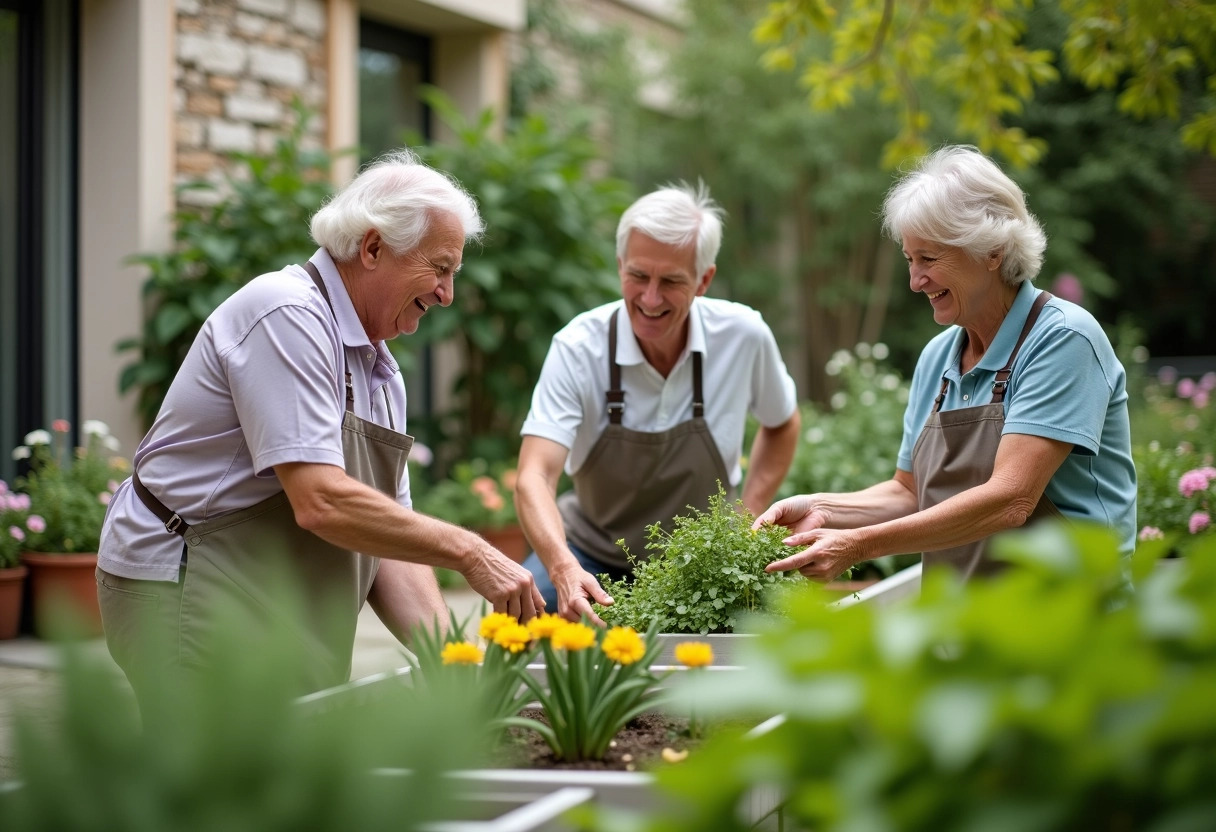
top-left (881, 145), bottom-right (1046, 285)
top-left (310, 149), bottom-right (484, 262)
top-left (616, 182), bottom-right (725, 279)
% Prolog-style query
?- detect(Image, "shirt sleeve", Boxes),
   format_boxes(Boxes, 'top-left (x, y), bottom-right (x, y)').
top-left (747, 318), bottom-right (799, 427)
top-left (520, 338), bottom-right (586, 450)
top-left (222, 304), bottom-right (346, 476)
top-left (897, 345), bottom-right (937, 472)
top-left (1003, 325), bottom-right (1110, 456)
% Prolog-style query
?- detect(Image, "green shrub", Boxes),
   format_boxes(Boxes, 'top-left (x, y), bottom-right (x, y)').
top-left (119, 104), bottom-right (336, 429)
top-left (596, 488), bottom-right (801, 634)
top-left (632, 524), bottom-right (1216, 831)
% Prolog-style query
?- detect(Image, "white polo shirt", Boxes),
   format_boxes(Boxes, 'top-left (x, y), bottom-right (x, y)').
top-left (521, 297), bottom-right (798, 484)
top-left (99, 248), bottom-right (411, 582)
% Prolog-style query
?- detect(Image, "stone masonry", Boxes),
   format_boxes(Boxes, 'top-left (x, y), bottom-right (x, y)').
top-left (175, 0), bottom-right (327, 206)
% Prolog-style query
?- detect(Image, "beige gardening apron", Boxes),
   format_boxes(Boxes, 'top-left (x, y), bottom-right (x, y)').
top-left (558, 309), bottom-right (734, 570)
top-left (133, 261), bottom-right (412, 694)
top-left (911, 290), bottom-right (1063, 581)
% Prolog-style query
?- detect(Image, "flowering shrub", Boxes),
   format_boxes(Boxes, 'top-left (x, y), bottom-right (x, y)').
top-left (0, 481), bottom-right (35, 569)
top-left (412, 458), bottom-right (519, 530)
top-left (10, 420), bottom-right (128, 553)
top-left (597, 487), bottom-right (802, 634)
top-left (1136, 441), bottom-right (1216, 542)
top-left (504, 617), bottom-right (665, 762)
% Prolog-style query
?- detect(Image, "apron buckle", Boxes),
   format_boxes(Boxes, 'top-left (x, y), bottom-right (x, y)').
top-left (165, 514), bottom-right (185, 534)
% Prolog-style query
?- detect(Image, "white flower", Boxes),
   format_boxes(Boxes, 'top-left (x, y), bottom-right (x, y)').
top-left (831, 349), bottom-right (853, 367)
top-left (859, 361), bottom-right (876, 378)
top-left (830, 392), bottom-right (848, 411)
top-left (1149, 440), bottom-right (1160, 453)
top-left (83, 419), bottom-right (110, 437)
top-left (23, 430), bottom-right (51, 446)
top-left (872, 342), bottom-right (890, 360)
top-left (880, 374), bottom-right (900, 391)
top-left (855, 342), bottom-right (872, 359)
top-left (11, 446), bottom-right (30, 461)
top-left (1131, 346), bottom-right (1149, 364)
top-left (824, 359), bottom-right (841, 377)
top-left (103, 435), bottom-right (121, 451)
top-left (860, 390), bottom-right (877, 406)
top-left (805, 427), bottom-right (825, 444)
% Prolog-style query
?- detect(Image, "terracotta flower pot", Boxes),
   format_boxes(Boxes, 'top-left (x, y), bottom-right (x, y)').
top-left (0, 564), bottom-right (28, 640)
top-left (476, 524), bottom-right (530, 564)
top-left (20, 552), bottom-right (103, 639)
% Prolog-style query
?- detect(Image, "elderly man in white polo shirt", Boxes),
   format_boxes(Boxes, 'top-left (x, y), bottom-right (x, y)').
top-left (97, 151), bottom-right (542, 708)
top-left (515, 183), bottom-right (801, 624)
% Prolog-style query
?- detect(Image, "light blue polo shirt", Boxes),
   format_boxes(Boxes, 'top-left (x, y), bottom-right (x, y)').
top-left (896, 279), bottom-right (1137, 554)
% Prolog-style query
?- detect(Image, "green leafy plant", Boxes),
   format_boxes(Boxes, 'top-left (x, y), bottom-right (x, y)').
top-left (630, 523), bottom-right (1216, 832)
top-left (405, 608), bottom-right (535, 728)
top-left (412, 458), bottom-right (519, 530)
top-left (597, 487), bottom-right (801, 634)
top-left (119, 103), bottom-right (336, 429)
top-left (0, 480), bottom-right (32, 569)
top-left (11, 420), bottom-right (128, 554)
top-left (504, 617), bottom-right (664, 762)
top-left (406, 89), bottom-right (633, 462)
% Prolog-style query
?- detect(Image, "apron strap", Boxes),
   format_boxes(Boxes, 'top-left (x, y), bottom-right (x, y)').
top-left (606, 309), bottom-right (625, 425)
top-left (991, 290), bottom-right (1053, 404)
top-left (303, 261), bottom-right (355, 413)
top-left (932, 290), bottom-right (1054, 412)
top-left (133, 471), bottom-right (191, 538)
top-left (604, 308), bottom-right (706, 423)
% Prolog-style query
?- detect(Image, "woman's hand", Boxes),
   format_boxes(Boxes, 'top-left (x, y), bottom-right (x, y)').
top-left (764, 528), bottom-right (863, 583)
top-left (751, 494), bottom-right (831, 535)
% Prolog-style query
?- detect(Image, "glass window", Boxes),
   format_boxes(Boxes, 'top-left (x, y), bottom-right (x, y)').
top-left (358, 18), bottom-right (431, 162)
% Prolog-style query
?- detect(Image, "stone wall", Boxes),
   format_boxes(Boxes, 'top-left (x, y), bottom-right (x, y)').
top-left (174, 0), bottom-right (328, 205)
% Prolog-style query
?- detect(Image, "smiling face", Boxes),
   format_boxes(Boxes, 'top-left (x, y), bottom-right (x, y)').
top-left (353, 211), bottom-right (465, 342)
top-left (902, 234), bottom-right (1011, 337)
top-left (619, 230), bottom-right (714, 371)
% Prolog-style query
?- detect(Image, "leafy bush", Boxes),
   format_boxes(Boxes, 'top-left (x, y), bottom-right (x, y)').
top-left (596, 488), bottom-right (801, 634)
top-left (119, 104), bottom-right (335, 429)
top-left (635, 524), bottom-right (1216, 832)
top-left (11, 420), bottom-right (128, 554)
top-left (412, 458), bottom-right (518, 530)
top-left (406, 89), bottom-right (633, 462)
top-left (1136, 442), bottom-right (1215, 540)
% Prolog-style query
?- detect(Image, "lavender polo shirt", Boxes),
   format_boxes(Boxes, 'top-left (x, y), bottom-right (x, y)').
top-left (99, 248), bottom-right (411, 582)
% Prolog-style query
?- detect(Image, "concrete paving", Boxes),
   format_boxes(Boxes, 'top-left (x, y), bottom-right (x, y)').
top-left (0, 588), bottom-right (485, 782)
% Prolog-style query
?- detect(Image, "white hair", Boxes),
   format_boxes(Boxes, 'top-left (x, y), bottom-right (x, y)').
top-left (881, 145), bottom-right (1046, 285)
top-left (615, 182), bottom-right (725, 278)
top-left (310, 149), bottom-right (484, 262)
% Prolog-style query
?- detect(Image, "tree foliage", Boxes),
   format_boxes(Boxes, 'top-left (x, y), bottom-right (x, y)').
top-left (754, 0), bottom-right (1216, 167)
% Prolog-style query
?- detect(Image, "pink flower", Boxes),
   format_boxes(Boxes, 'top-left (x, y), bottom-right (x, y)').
top-left (1158, 366), bottom-right (1178, 386)
top-left (1138, 526), bottom-right (1164, 541)
top-left (501, 469), bottom-right (519, 492)
top-left (1177, 378), bottom-right (1197, 399)
top-left (26, 515), bottom-right (45, 534)
top-left (8, 494), bottom-right (29, 512)
top-left (1179, 469), bottom-right (1215, 498)
top-left (98, 492), bottom-right (112, 506)
top-left (479, 491), bottom-right (505, 512)
top-left (470, 476), bottom-right (498, 497)
top-left (8, 526), bottom-right (23, 542)
top-left (51, 419), bottom-right (70, 433)
top-left (1194, 391), bottom-right (1210, 409)
top-left (408, 442), bottom-right (433, 467)
top-left (1051, 273), bottom-right (1085, 305)
top-left (0, 480), bottom-right (6, 495)
top-left (107, 480), bottom-right (120, 493)
top-left (1190, 512), bottom-right (1211, 535)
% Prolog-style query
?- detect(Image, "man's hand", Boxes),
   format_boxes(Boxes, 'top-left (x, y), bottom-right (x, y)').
top-left (751, 494), bottom-right (831, 535)
top-left (460, 541), bottom-right (545, 622)
top-left (551, 562), bottom-right (613, 626)
top-left (764, 527), bottom-right (863, 582)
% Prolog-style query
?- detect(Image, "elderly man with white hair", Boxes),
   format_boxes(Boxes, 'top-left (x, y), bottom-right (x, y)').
top-left (515, 182), bottom-right (802, 624)
top-left (757, 145), bottom-right (1137, 583)
top-left (98, 151), bottom-right (542, 707)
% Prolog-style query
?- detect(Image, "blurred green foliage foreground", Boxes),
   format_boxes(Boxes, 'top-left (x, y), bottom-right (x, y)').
top-left (640, 524), bottom-right (1216, 832)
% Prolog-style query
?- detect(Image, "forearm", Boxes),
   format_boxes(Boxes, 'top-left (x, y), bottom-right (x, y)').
top-left (740, 413), bottom-right (801, 516)
top-left (514, 473), bottom-right (579, 576)
top-left (367, 559), bottom-right (449, 646)
top-left (813, 477), bottom-right (920, 529)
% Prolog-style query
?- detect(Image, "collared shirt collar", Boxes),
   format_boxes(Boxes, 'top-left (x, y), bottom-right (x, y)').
top-left (309, 248), bottom-right (399, 373)
top-left (613, 298), bottom-right (708, 369)
top-left (946, 279), bottom-right (1039, 374)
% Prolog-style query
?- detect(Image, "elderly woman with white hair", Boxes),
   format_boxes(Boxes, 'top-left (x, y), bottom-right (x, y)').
top-left (98, 150), bottom-right (542, 711)
top-left (757, 145), bottom-right (1136, 581)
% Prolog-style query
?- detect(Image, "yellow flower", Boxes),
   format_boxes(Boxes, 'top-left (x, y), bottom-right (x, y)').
top-left (550, 622), bottom-right (597, 652)
top-left (674, 642), bottom-right (714, 668)
top-left (478, 612), bottom-right (516, 640)
top-left (492, 622), bottom-right (533, 654)
top-left (441, 641), bottom-right (484, 665)
top-left (527, 613), bottom-right (568, 640)
top-left (601, 626), bottom-right (646, 665)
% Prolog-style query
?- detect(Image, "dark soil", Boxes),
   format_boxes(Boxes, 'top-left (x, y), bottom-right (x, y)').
top-left (494, 708), bottom-right (696, 771)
